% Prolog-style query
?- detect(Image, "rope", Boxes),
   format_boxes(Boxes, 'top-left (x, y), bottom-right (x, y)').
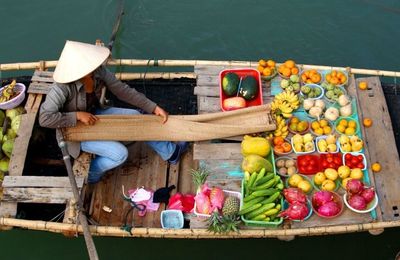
top-left (120, 186), bottom-right (147, 235)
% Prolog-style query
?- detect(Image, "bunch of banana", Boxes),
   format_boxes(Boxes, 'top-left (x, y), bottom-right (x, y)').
top-left (273, 115), bottom-right (288, 138)
top-left (0, 80), bottom-right (17, 103)
top-left (271, 91), bottom-right (300, 118)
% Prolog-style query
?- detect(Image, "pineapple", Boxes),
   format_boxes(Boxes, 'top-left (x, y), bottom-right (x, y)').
top-left (191, 167), bottom-right (209, 192)
top-left (222, 196), bottom-right (240, 217)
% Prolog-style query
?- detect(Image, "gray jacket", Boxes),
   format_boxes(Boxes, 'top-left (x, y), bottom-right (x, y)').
top-left (39, 65), bottom-right (157, 158)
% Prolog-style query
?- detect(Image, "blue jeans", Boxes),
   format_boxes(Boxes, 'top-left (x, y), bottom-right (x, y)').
top-left (81, 107), bottom-right (176, 183)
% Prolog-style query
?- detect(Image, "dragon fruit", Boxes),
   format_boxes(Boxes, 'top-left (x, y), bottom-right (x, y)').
top-left (209, 187), bottom-right (224, 210)
top-left (279, 201), bottom-right (309, 220)
top-left (348, 194), bottom-right (367, 210)
top-left (346, 179), bottom-right (364, 195)
top-left (317, 201), bottom-right (341, 217)
top-left (312, 191), bottom-right (334, 207)
top-left (283, 188), bottom-right (307, 204)
top-left (195, 192), bottom-right (211, 214)
top-left (360, 187), bottom-right (375, 204)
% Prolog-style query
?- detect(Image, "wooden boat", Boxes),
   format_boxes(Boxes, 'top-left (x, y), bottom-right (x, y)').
top-left (0, 58), bottom-right (399, 240)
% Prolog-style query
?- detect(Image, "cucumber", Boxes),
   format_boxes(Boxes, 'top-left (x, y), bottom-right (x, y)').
top-left (250, 214), bottom-right (266, 221)
top-left (262, 217), bottom-right (271, 222)
top-left (275, 204), bottom-right (281, 210)
top-left (254, 168), bottom-right (266, 184)
top-left (247, 171), bottom-right (258, 189)
top-left (251, 188), bottom-right (278, 197)
top-left (251, 189), bottom-right (276, 197)
top-left (254, 173), bottom-right (275, 186)
top-left (264, 208), bottom-right (280, 217)
top-left (253, 176), bottom-right (280, 191)
top-left (261, 191), bottom-right (280, 204)
top-left (276, 182), bottom-right (284, 190)
top-left (243, 194), bottom-right (257, 203)
top-left (244, 171), bottom-right (250, 183)
top-left (242, 197), bottom-right (264, 209)
top-left (239, 203), bottom-right (262, 215)
top-left (245, 203), bottom-right (276, 219)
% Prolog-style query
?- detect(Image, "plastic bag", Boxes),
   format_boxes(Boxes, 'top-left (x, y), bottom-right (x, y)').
top-left (167, 193), bottom-right (195, 213)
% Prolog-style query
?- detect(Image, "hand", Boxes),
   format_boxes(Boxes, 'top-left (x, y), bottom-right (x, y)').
top-left (153, 106), bottom-right (168, 124)
top-left (76, 112), bottom-right (98, 126)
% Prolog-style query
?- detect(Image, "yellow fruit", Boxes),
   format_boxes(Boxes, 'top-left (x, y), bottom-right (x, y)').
top-left (338, 165), bottom-right (351, 179)
top-left (336, 125), bottom-right (346, 133)
top-left (303, 133), bottom-right (313, 143)
top-left (342, 177), bottom-right (353, 188)
top-left (321, 179), bottom-right (336, 191)
top-left (289, 174), bottom-right (304, 187)
top-left (323, 126), bottom-right (332, 135)
top-left (341, 142), bottom-right (352, 152)
top-left (372, 163), bottom-right (381, 173)
top-left (339, 119), bottom-right (348, 127)
top-left (348, 120), bottom-right (357, 129)
top-left (242, 154), bottom-right (273, 173)
top-left (241, 136), bottom-right (271, 157)
top-left (311, 121), bottom-right (320, 130)
top-left (314, 172), bottom-right (326, 185)
top-left (350, 168), bottom-right (363, 179)
top-left (319, 119), bottom-right (328, 127)
top-left (324, 168), bottom-right (339, 181)
top-left (327, 143), bottom-right (337, 152)
top-left (326, 134), bottom-right (336, 145)
top-left (298, 180), bottom-right (312, 193)
top-left (345, 127), bottom-right (356, 136)
top-left (291, 117), bottom-right (300, 124)
top-left (294, 143), bottom-right (304, 152)
top-left (314, 128), bottom-right (324, 136)
top-left (359, 81), bottom-right (368, 90)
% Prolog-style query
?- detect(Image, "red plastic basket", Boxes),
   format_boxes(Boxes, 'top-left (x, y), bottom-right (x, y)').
top-left (219, 68), bottom-right (263, 111)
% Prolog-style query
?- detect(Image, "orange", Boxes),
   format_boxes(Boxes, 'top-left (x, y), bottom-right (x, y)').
top-left (263, 67), bottom-right (272, 76)
top-left (274, 146), bottom-right (285, 153)
top-left (282, 142), bottom-right (292, 153)
top-left (301, 74), bottom-right (308, 82)
top-left (291, 67), bottom-right (299, 75)
top-left (304, 70), bottom-right (311, 77)
top-left (331, 70), bottom-right (337, 77)
top-left (311, 74), bottom-right (321, 83)
top-left (359, 81), bottom-right (368, 90)
top-left (278, 65), bottom-right (285, 73)
top-left (326, 74), bottom-right (332, 82)
top-left (259, 59), bottom-right (267, 67)
top-left (266, 60), bottom-right (276, 68)
top-left (257, 65), bottom-right (265, 73)
top-left (348, 120), bottom-right (357, 129)
top-left (363, 118), bottom-right (373, 127)
top-left (371, 163), bottom-right (381, 172)
top-left (284, 60), bottom-right (295, 69)
top-left (273, 136), bottom-right (285, 146)
top-left (282, 67), bottom-right (291, 77)
top-left (331, 77), bottom-right (339, 85)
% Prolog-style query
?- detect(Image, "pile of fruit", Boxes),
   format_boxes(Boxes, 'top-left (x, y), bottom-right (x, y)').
top-left (335, 118), bottom-right (357, 136)
top-left (311, 119), bottom-right (332, 136)
top-left (313, 168), bottom-right (339, 191)
top-left (344, 179), bottom-right (376, 211)
top-left (316, 135), bottom-right (337, 153)
top-left (276, 157), bottom-right (297, 176)
top-left (344, 153), bottom-right (365, 169)
top-left (280, 75), bottom-right (301, 92)
top-left (221, 72), bottom-right (259, 110)
top-left (300, 85), bottom-right (323, 99)
top-left (325, 70), bottom-right (347, 86)
top-left (240, 168), bottom-right (283, 222)
top-left (272, 136), bottom-right (292, 154)
top-left (297, 155), bottom-right (320, 174)
top-left (278, 60), bottom-right (299, 78)
top-left (319, 153), bottom-right (343, 170)
top-left (271, 91), bottom-right (300, 119)
top-left (339, 135), bottom-right (363, 152)
top-left (303, 98), bottom-right (325, 119)
top-left (322, 82), bottom-right (345, 102)
top-left (0, 80), bottom-right (21, 104)
top-left (288, 116), bottom-right (309, 134)
top-left (257, 59), bottom-right (277, 78)
top-left (292, 133), bottom-right (314, 153)
top-left (279, 188), bottom-right (311, 221)
top-left (287, 174), bottom-right (313, 194)
top-left (312, 191), bottom-right (343, 218)
top-left (301, 70), bottom-right (322, 84)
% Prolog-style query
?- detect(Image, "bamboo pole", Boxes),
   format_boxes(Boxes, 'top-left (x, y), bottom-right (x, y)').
top-left (1, 59), bottom-right (400, 78)
top-left (1, 217), bottom-right (400, 239)
top-left (115, 72), bottom-right (196, 80)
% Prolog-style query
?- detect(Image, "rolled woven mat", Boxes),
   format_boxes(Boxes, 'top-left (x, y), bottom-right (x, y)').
top-left (62, 105), bottom-right (275, 142)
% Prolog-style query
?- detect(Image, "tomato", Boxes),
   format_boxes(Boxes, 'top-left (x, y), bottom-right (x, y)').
top-left (328, 163), bottom-right (336, 169)
top-left (309, 159), bottom-right (316, 166)
top-left (299, 160), bottom-right (308, 167)
top-left (306, 165), bottom-right (314, 172)
top-left (327, 157), bottom-right (334, 163)
top-left (299, 166), bottom-right (306, 173)
top-left (357, 155), bottom-right (364, 161)
top-left (346, 161), bottom-right (352, 167)
top-left (334, 157), bottom-right (342, 165)
top-left (345, 153), bottom-right (352, 160)
top-left (321, 160), bottom-right (328, 168)
top-left (304, 155), bottom-right (312, 161)
top-left (357, 163), bottom-right (365, 169)
top-left (351, 157), bottom-right (359, 165)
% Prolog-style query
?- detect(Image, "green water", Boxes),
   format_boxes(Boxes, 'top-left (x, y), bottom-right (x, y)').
top-left (1, 0), bottom-right (400, 259)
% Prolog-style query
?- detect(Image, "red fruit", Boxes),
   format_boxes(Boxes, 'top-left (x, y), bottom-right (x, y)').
top-left (312, 191), bottom-right (333, 207)
top-left (348, 194), bottom-right (367, 210)
top-left (279, 202), bottom-right (309, 220)
top-left (309, 160), bottom-right (316, 166)
top-left (357, 155), bottom-right (363, 161)
top-left (328, 163), bottom-right (336, 169)
top-left (361, 187), bottom-right (375, 204)
top-left (327, 157), bottom-right (334, 163)
top-left (346, 179), bottom-right (364, 195)
top-left (299, 160), bottom-right (308, 167)
top-left (299, 166), bottom-right (306, 173)
top-left (318, 201), bottom-right (341, 217)
top-left (357, 163), bottom-right (365, 169)
top-left (283, 188), bottom-right (307, 204)
top-left (322, 161), bottom-right (328, 168)
top-left (351, 157), bottom-right (359, 165)
top-left (345, 153), bottom-right (352, 160)
top-left (306, 165), bottom-right (314, 172)
top-left (334, 157), bottom-right (342, 165)
top-left (345, 161), bottom-right (352, 167)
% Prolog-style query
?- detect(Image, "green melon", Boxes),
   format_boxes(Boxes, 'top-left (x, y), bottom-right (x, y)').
top-left (239, 76), bottom-right (258, 100)
top-left (222, 72), bottom-right (240, 96)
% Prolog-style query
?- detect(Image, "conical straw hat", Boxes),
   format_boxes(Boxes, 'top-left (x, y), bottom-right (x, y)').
top-left (53, 40), bottom-right (110, 83)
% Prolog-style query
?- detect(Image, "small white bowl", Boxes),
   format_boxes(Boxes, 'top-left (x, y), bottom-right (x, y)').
top-left (343, 193), bottom-right (378, 214)
top-left (300, 84), bottom-right (324, 100)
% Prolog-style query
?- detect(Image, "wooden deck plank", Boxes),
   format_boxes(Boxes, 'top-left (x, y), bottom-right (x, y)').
top-left (3, 176), bottom-right (84, 188)
top-left (193, 143), bottom-right (241, 160)
top-left (2, 187), bottom-right (76, 204)
top-left (354, 76), bottom-right (400, 222)
top-left (177, 145), bottom-right (197, 195)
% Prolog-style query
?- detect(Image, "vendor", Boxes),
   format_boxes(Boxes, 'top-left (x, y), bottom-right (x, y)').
top-left (39, 40), bottom-right (188, 183)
